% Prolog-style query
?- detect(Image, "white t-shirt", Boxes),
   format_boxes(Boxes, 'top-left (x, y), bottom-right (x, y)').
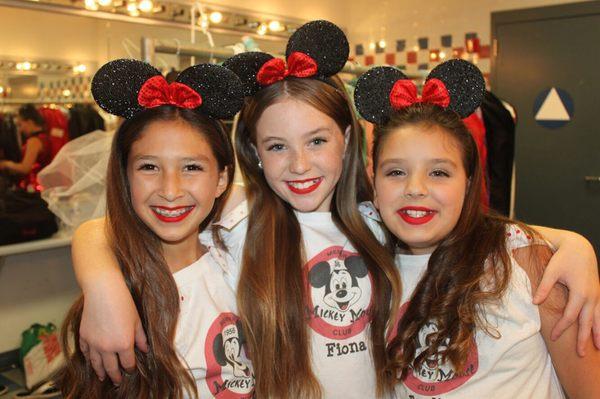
top-left (212, 200), bottom-right (387, 399)
top-left (393, 224), bottom-right (565, 399)
top-left (172, 233), bottom-right (255, 399)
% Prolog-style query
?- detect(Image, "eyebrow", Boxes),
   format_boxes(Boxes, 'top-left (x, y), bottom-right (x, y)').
top-left (133, 154), bottom-right (211, 162)
top-left (260, 127), bottom-right (331, 143)
top-left (377, 158), bottom-right (458, 168)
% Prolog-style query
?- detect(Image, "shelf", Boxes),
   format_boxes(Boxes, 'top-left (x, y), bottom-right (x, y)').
top-left (0, 234), bottom-right (71, 257)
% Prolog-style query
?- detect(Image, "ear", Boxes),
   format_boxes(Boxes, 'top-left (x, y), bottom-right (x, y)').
top-left (213, 334), bottom-right (227, 366)
top-left (251, 143), bottom-right (261, 164)
top-left (309, 261), bottom-right (332, 288)
top-left (373, 186), bottom-right (379, 209)
top-left (344, 256), bottom-right (368, 278)
top-left (215, 166), bottom-right (230, 198)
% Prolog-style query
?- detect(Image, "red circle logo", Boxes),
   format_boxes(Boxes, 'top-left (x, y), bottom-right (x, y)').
top-left (304, 246), bottom-right (374, 340)
top-left (204, 313), bottom-right (255, 398)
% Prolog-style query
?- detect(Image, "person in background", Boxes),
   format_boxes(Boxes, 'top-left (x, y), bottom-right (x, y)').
top-left (0, 104), bottom-right (51, 190)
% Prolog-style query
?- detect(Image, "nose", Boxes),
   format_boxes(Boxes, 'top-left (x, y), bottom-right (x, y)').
top-left (289, 149), bottom-right (311, 175)
top-left (404, 173), bottom-right (428, 199)
top-left (159, 170), bottom-right (184, 201)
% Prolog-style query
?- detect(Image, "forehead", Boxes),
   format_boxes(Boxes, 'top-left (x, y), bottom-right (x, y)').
top-left (130, 119), bottom-right (213, 157)
top-left (255, 98), bottom-right (340, 139)
top-left (380, 124), bottom-right (463, 162)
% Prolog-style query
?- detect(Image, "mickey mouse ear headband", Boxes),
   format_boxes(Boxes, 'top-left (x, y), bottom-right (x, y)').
top-left (223, 20), bottom-right (349, 96)
top-left (354, 59), bottom-right (485, 125)
top-left (91, 59), bottom-right (244, 119)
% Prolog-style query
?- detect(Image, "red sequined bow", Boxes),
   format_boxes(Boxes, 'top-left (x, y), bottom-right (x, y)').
top-left (256, 52), bottom-right (319, 86)
top-left (389, 78), bottom-right (450, 110)
top-left (138, 76), bottom-right (202, 109)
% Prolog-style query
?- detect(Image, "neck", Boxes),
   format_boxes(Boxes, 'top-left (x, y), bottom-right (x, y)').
top-left (162, 234), bottom-right (205, 273)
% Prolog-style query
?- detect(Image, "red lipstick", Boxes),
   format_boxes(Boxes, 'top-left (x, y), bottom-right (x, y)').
top-left (397, 206), bottom-right (436, 225)
top-left (286, 177), bottom-right (323, 194)
top-left (151, 205), bottom-right (195, 223)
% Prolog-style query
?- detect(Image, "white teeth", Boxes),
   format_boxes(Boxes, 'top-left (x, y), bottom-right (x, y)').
top-left (288, 178), bottom-right (320, 189)
top-left (405, 210), bottom-right (430, 218)
top-left (152, 207), bottom-right (192, 217)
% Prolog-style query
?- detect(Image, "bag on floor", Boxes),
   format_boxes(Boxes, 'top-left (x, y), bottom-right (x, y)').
top-left (20, 323), bottom-right (64, 390)
top-left (0, 190), bottom-right (58, 245)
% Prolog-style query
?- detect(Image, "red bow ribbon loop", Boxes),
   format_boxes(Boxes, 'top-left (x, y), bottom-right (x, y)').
top-left (389, 78), bottom-right (450, 110)
top-left (138, 75), bottom-right (203, 109)
top-left (256, 52), bottom-right (319, 86)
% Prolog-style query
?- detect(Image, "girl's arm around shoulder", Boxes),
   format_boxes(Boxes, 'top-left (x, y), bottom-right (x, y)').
top-left (514, 244), bottom-right (600, 399)
top-left (72, 218), bottom-right (147, 385)
top-left (531, 225), bottom-right (600, 354)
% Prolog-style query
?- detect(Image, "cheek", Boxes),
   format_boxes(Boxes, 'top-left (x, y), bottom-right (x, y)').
top-left (438, 182), bottom-right (467, 218)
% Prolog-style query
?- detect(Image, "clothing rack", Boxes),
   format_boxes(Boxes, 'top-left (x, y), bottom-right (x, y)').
top-left (140, 38), bottom-right (427, 79)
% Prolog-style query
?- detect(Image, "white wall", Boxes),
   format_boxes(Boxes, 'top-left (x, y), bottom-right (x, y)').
top-left (0, 246), bottom-right (80, 353)
top-left (344, 0), bottom-right (582, 73)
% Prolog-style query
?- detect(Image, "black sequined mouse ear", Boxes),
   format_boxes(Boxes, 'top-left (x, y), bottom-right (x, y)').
top-left (176, 64), bottom-right (244, 119)
top-left (286, 20), bottom-right (349, 78)
top-left (91, 59), bottom-right (161, 119)
top-left (222, 52), bottom-right (275, 96)
top-left (354, 66), bottom-right (409, 125)
top-left (427, 59), bottom-right (485, 118)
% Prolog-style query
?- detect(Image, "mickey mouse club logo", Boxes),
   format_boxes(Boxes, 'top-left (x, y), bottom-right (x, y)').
top-left (305, 246), bottom-right (373, 340)
top-left (403, 315), bottom-right (479, 396)
top-left (205, 313), bottom-right (254, 398)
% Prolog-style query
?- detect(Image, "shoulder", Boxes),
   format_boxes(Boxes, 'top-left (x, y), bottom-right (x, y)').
top-left (358, 201), bottom-right (386, 243)
top-left (72, 217), bottom-right (108, 244)
top-left (506, 224), bottom-right (553, 289)
top-left (25, 136), bottom-right (43, 150)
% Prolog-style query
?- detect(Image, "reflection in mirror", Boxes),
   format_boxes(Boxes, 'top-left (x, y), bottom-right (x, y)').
top-left (0, 0), bottom-right (294, 245)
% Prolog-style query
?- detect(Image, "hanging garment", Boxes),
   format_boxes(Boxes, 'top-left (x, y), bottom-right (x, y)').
top-left (38, 107), bottom-right (69, 160)
top-left (463, 110), bottom-right (489, 209)
top-left (68, 104), bottom-right (106, 140)
top-left (481, 91), bottom-right (516, 216)
top-left (0, 114), bottom-right (21, 162)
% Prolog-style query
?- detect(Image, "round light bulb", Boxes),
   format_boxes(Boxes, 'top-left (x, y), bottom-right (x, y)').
top-left (378, 40), bottom-right (386, 49)
top-left (97, 0), bottom-right (112, 6)
top-left (257, 23), bottom-right (268, 36)
top-left (369, 42), bottom-right (376, 50)
top-left (268, 20), bottom-right (284, 32)
top-left (62, 89), bottom-right (72, 97)
top-left (84, 0), bottom-right (98, 11)
top-left (209, 11), bottom-right (223, 24)
top-left (127, 2), bottom-right (139, 16)
top-left (0, 86), bottom-right (4, 94)
top-left (138, 0), bottom-right (153, 13)
top-left (73, 64), bottom-right (87, 74)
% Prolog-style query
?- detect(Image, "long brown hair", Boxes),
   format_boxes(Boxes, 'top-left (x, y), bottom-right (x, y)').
top-left (376, 104), bottom-right (534, 379)
top-left (235, 77), bottom-right (401, 398)
top-left (58, 106), bottom-right (235, 398)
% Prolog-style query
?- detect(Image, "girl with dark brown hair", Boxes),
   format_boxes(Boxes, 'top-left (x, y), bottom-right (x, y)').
top-left (356, 60), bottom-right (600, 399)
top-left (67, 20), bottom-right (598, 399)
top-left (58, 60), bottom-right (255, 398)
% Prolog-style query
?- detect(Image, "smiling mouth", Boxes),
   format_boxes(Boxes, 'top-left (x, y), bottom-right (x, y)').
top-left (286, 177), bottom-right (323, 194)
top-left (397, 207), bottom-right (437, 225)
top-left (151, 206), bottom-right (195, 222)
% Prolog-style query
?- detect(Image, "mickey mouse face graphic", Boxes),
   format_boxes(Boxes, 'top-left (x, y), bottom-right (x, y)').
top-left (309, 255), bottom-right (368, 312)
top-left (213, 321), bottom-right (251, 378)
top-left (414, 322), bottom-right (451, 376)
